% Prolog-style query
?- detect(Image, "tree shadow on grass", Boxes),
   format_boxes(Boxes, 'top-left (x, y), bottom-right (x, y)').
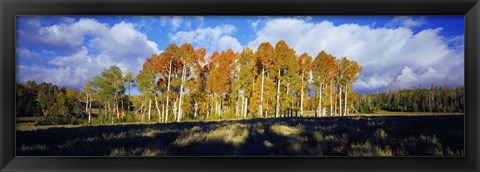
top-left (16, 115), bottom-right (464, 156)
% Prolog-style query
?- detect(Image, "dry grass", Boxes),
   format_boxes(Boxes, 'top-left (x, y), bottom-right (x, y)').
top-left (108, 147), bottom-right (166, 156)
top-left (270, 124), bottom-right (302, 137)
top-left (299, 110), bottom-right (464, 118)
top-left (16, 122), bottom-right (82, 131)
top-left (173, 123), bottom-right (249, 148)
top-left (18, 144), bottom-right (48, 152)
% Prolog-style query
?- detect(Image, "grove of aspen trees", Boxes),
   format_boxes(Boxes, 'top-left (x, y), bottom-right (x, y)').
top-left (99, 40), bottom-right (361, 123)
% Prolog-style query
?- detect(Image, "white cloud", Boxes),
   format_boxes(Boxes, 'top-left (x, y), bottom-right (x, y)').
top-left (248, 18), bottom-right (314, 51)
top-left (170, 16), bottom-right (183, 31)
top-left (160, 16), bottom-right (204, 31)
top-left (395, 66), bottom-right (418, 88)
top-left (250, 19), bottom-right (261, 31)
top-left (16, 48), bottom-right (43, 62)
top-left (248, 17), bottom-right (464, 92)
top-left (17, 18), bottom-right (160, 90)
top-left (36, 18), bottom-right (109, 51)
top-left (89, 21), bottom-right (160, 71)
top-left (18, 47), bottom-right (110, 90)
top-left (169, 24), bottom-right (241, 54)
top-left (387, 16), bottom-right (425, 28)
top-left (218, 36), bottom-right (242, 52)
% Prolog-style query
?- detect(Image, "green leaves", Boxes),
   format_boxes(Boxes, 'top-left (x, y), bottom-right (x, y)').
top-left (94, 66), bottom-right (125, 98)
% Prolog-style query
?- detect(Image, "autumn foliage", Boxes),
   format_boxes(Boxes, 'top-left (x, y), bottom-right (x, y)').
top-left (129, 40), bottom-right (363, 122)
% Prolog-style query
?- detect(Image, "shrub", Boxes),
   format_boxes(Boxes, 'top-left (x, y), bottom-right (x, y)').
top-left (173, 123), bottom-right (249, 148)
top-left (270, 124), bottom-right (302, 137)
top-left (312, 131), bottom-right (324, 143)
top-left (374, 129), bottom-right (388, 140)
top-left (348, 141), bottom-right (393, 156)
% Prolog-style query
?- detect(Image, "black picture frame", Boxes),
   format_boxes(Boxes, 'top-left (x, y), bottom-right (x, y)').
top-left (1, 0), bottom-right (479, 171)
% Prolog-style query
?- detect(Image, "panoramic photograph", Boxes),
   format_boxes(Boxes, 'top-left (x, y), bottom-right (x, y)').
top-left (15, 16), bottom-right (464, 156)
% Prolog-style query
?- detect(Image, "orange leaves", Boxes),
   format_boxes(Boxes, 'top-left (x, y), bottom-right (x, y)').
top-left (194, 48), bottom-right (206, 62)
top-left (157, 79), bottom-right (166, 89)
top-left (342, 57), bottom-right (362, 83)
top-left (139, 43), bottom-right (208, 95)
top-left (256, 42), bottom-right (275, 70)
top-left (314, 50), bottom-right (338, 83)
top-left (206, 49), bottom-right (237, 96)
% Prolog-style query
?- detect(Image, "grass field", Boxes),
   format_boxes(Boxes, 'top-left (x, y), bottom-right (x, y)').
top-left (16, 113), bottom-right (464, 156)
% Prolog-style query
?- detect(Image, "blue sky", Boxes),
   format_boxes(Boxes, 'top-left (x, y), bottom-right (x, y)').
top-left (16, 16), bottom-right (464, 95)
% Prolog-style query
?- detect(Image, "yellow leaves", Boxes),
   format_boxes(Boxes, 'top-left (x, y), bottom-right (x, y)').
top-left (314, 50), bottom-right (338, 83)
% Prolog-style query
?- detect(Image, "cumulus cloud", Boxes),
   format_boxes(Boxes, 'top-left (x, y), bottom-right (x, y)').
top-left (169, 24), bottom-right (242, 53)
top-left (35, 18), bottom-right (109, 52)
top-left (248, 17), bottom-right (464, 92)
top-left (16, 18), bottom-right (160, 90)
top-left (17, 48), bottom-right (104, 89)
top-left (89, 21), bottom-right (160, 71)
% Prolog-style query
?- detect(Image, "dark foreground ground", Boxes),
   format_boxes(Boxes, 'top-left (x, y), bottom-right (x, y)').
top-left (16, 115), bottom-right (464, 156)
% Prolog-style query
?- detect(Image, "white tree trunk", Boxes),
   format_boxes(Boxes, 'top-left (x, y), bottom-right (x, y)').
top-left (265, 99), bottom-right (268, 118)
top-left (161, 101), bottom-right (165, 123)
top-left (173, 99), bottom-right (178, 121)
top-left (235, 91), bottom-right (239, 118)
top-left (135, 101), bottom-right (144, 114)
top-left (141, 100), bottom-right (145, 122)
top-left (244, 97), bottom-right (248, 118)
top-left (339, 86), bottom-right (343, 117)
top-left (334, 95), bottom-right (337, 117)
top-left (300, 70), bottom-right (304, 117)
top-left (215, 99), bottom-right (219, 116)
top-left (345, 85), bottom-right (348, 116)
top-left (275, 69), bottom-right (281, 118)
top-left (319, 85), bottom-right (322, 117)
top-left (207, 102), bottom-right (210, 117)
top-left (86, 94), bottom-right (90, 123)
top-left (177, 65), bottom-right (186, 122)
top-left (148, 98), bottom-right (152, 122)
top-left (194, 102), bottom-right (198, 119)
top-left (286, 84), bottom-right (290, 117)
top-left (330, 82), bottom-right (333, 116)
top-left (165, 59), bottom-right (172, 123)
top-left (259, 68), bottom-right (264, 118)
top-left (85, 94), bottom-right (89, 115)
top-left (240, 95), bottom-right (244, 119)
top-left (155, 96), bottom-right (161, 123)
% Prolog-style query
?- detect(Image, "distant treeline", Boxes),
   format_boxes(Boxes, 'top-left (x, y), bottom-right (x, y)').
top-left (353, 85), bottom-right (465, 113)
top-left (16, 81), bottom-right (89, 124)
top-left (16, 81), bottom-right (81, 117)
